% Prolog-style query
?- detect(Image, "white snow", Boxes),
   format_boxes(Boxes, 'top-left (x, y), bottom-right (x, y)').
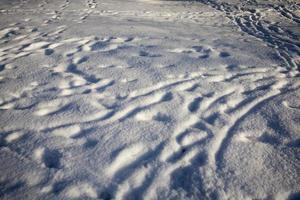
top-left (0, 0), bottom-right (299, 199)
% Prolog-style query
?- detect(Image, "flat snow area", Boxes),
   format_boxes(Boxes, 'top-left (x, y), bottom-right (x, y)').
top-left (0, 0), bottom-right (299, 199)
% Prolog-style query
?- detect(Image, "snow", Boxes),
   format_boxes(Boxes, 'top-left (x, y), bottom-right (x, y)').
top-left (0, 0), bottom-right (299, 199)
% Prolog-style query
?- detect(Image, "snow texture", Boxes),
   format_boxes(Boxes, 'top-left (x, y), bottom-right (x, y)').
top-left (0, 0), bottom-right (299, 199)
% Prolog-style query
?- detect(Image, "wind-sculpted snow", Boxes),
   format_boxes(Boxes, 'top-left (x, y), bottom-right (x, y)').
top-left (0, 0), bottom-right (299, 199)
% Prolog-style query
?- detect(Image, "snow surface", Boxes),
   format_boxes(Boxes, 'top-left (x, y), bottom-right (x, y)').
top-left (0, 0), bottom-right (299, 199)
